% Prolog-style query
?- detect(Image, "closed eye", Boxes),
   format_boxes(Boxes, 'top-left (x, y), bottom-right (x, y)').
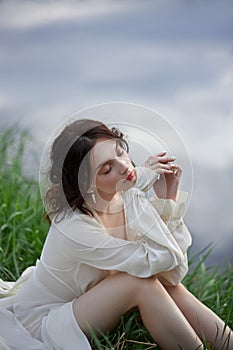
top-left (100, 143), bottom-right (126, 175)
top-left (103, 166), bottom-right (111, 174)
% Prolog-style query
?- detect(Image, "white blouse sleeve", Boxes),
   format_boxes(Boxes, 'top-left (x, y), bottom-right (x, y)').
top-left (134, 166), bottom-right (192, 254)
top-left (53, 213), bottom-right (185, 279)
top-left (134, 166), bottom-right (160, 192)
top-left (149, 191), bottom-right (192, 251)
top-left (149, 191), bottom-right (192, 285)
top-left (132, 166), bottom-right (192, 285)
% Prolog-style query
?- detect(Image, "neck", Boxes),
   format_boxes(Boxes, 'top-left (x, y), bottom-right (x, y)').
top-left (86, 191), bottom-right (123, 215)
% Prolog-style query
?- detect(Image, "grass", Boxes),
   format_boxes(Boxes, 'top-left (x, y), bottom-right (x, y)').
top-left (89, 250), bottom-right (233, 350)
top-left (0, 126), bottom-right (48, 280)
top-left (0, 126), bottom-right (232, 349)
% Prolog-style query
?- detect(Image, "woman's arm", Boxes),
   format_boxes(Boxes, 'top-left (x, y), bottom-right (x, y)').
top-left (149, 191), bottom-right (192, 285)
top-left (149, 190), bottom-right (191, 250)
top-left (135, 154), bottom-right (192, 285)
top-left (141, 151), bottom-right (180, 201)
top-left (135, 154), bottom-right (191, 252)
top-left (52, 213), bottom-right (185, 279)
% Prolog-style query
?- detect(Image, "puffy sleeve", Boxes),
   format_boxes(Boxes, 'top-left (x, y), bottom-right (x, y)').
top-left (149, 191), bottom-right (192, 285)
top-left (134, 166), bottom-right (191, 253)
top-left (52, 212), bottom-right (186, 279)
top-left (132, 166), bottom-right (192, 285)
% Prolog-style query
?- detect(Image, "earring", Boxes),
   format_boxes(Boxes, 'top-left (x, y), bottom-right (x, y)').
top-left (90, 190), bottom-right (96, 204)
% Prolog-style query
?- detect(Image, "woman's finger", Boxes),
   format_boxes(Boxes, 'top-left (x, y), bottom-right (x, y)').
top-left (168, 165), bottom-right (182, 176)
top-left (172, 165), bottom-right (182, 176)
top-left (143, 153), bottom-right (177, 169)
top-left (158, 156), bottom-right (176, 164)
top-left (150, 163), bottom-right (174, 174)
top-left (146, 152), bottom-right (167, 165)
top-left (151, 163), bottom-right (175, 171)
top-left (156, 151), bottom-right (167, 157)
top-left (149, 155), bottom-right (176, 165)
top-left (154, 168), bottom-right (174, 174)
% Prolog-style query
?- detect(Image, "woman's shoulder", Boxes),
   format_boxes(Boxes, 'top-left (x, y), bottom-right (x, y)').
top-left (51, 210), bottom-right (106, 238)
top-left (42, 211), bottom-right (108, 254)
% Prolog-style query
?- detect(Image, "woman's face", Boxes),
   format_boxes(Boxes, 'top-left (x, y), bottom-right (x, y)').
top-left (89, 138), bottom-right (136, 200)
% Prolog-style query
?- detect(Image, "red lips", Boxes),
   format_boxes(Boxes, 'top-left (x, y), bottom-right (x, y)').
top-left (127, 170), bottom-right (135, 181)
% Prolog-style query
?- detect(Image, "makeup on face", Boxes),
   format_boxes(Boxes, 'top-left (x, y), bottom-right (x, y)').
top-left (95, 141), bottom-right (123, 171)
top-left (90, 139), bottom-right (135, 195)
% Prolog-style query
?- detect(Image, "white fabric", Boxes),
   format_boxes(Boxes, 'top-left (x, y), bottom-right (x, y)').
top-left (134, 165), bottom-right (160, 191)
top-left (0, 166), bottom-right (191, 350)
top-left (0, 307), bottom-right (46, 350)
top-left (0, 335), bottom-right (11, 350)
top-left (0, 266), bottom-right (34, 308)
top-left (41, 302), bottom-right (92, 350)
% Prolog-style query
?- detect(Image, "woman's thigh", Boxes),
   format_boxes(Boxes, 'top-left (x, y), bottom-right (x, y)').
top-left (73, 274), bottom-right (203, 350)
top-left (72, 272), bottom-right (144, 337)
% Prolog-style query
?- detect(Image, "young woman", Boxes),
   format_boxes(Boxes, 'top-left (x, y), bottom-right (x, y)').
top-left (13, 119), bottom-right (233, 350)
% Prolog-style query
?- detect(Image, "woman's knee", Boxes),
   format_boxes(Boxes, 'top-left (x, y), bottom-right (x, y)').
top-left (164, 283), bottom-right (189, 297)
top-left (120, 273), bottom-right (158, 288)
top-left (123, 274), bottom-right (165, 304)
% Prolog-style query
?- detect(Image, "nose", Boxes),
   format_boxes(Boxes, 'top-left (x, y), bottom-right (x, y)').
top-left (117, 158), bottom-right (130, 175)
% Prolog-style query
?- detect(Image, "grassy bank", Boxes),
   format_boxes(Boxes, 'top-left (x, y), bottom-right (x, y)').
top-left (0, 127), bottom-right (48, 280)
top-left (0, 126), bottom-right (232, 349)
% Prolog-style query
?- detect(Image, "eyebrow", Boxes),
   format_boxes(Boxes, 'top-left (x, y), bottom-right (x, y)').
top-left (96, 142), bottom-right (119, 171)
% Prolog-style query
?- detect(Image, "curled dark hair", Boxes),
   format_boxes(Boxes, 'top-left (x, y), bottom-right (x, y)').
top-left (45, 119), bottom-right (129, 221)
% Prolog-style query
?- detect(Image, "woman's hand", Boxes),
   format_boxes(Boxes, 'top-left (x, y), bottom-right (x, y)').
top-left (143, 151), bottom-right (182, 201)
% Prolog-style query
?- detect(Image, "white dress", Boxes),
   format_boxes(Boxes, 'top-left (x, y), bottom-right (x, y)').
top-left (0, 166), bottom-right (192, 350)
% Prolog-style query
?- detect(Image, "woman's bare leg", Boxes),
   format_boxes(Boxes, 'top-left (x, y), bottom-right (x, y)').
top-left (165, 283), bottom-right (233, 350)
top-left (73, 273), bottom-right (202, 350)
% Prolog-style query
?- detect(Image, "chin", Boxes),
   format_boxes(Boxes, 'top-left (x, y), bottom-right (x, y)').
top-left (116, 181), bottom-right (134, 192)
